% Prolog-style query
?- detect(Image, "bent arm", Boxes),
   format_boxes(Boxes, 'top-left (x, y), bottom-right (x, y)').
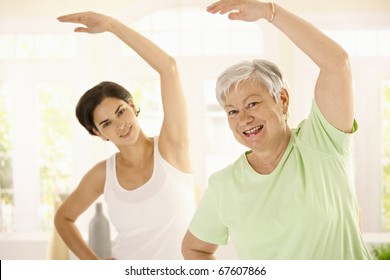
top-left (208, 0), bottom-right (353, 132)
top-left (54, 162), bottom-right (105, 260)
top-left (109, 19), bottom-right (191, 171)
top-left (58, 12), bottom-right (190, 172)
top-left (182, 230), bottom-right (219, 260)
top-left (270, 4), bottom-right (353, 132)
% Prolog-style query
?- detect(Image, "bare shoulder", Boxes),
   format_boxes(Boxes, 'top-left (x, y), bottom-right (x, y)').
top-left (56, 160), bottom-right (107, 221)
top-left (78, 160), bottom-right (107, 195)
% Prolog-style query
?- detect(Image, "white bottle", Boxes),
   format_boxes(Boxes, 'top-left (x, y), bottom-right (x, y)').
top-left (88, 202), bottom-right (112, 259)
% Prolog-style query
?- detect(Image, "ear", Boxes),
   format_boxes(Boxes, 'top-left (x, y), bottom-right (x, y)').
top-left (279, 88), bottom-right (289, 114)
top-left (128, 98), bottom-right (140, 116)
top-left (92, 127), bottom-right (109, 141)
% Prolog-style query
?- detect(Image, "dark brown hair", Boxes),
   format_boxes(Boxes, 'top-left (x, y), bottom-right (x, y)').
top-left (75, 81), bottom-right (133, 136)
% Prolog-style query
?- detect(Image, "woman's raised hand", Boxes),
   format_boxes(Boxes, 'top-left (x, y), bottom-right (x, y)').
top-left (207, 0), bottom-right (271, 22)
top-left (57, 11), bottom-right (113, 34)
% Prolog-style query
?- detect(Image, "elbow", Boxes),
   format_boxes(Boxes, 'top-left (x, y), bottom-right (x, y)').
top-left (54, 208), bottom-right (64, 232)
top-left (333, 47), bottom-right (351, 72)
top-left (181, 238), bottom-right (190, 260)
top-left (167, 56), bottom-right (179, 72)
top-left (159, 56), bottom-right (179, 75)
top-left (54, 205), bottom-right (73, 232)
top-left (320, 42), bottom-right (351, 73)
top-left (181, 233), bottom-right (198, 260)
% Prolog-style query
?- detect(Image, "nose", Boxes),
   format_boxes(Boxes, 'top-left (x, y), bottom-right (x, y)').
top-left (116, 120), bottom-right (127, 131)
top-left (238, 110), bottom-right (253, 126)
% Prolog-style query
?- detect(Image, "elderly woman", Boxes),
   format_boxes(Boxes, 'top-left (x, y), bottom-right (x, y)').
top-left (182, 0), bottom-right (372, 259)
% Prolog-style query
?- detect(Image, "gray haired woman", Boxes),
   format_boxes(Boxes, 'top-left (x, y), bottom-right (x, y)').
top-left (182, 0), bottom-right (371, 260)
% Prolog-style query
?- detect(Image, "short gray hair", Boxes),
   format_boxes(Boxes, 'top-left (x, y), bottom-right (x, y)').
top-left (216, 59), bottom-right (286, 106)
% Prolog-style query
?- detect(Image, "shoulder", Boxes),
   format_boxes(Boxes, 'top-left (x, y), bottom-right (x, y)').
top-left (88, 160), bottom-right (107, 175)
top-left (79, 160), bottom-right (107, 194)
top-left (293, 100), bottom-right (357, 155)
top-left (209, 153), bottom-right (245, 185)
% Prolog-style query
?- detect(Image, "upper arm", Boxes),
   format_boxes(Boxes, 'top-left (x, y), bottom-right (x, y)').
top-left (158, 59), bottom-right (191, 172)
top-left (108, 20), bottom-right (190, 172)
top-left (314, 46), bottom-right (354, 133)
top-left (55, 161), bottom-right (106, 224)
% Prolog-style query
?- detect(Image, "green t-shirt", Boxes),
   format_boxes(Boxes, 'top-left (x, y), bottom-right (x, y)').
top-left (189, 100), bottom-right (372, 260)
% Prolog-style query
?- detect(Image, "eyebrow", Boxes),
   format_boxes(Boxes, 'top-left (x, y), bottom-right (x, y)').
top-left (98, 104), bottom-right (123, 126)
top-left (224, 94), bottom-right (262, 108)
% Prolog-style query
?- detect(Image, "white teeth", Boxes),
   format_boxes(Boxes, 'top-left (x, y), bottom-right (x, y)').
top-left (244, 125), bottom-right (263, 135)
top-left (120, 129), bottom-right (130, 137)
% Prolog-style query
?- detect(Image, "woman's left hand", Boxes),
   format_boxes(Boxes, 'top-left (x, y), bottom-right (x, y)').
top-left (207, 0), bottom-right (269, 22)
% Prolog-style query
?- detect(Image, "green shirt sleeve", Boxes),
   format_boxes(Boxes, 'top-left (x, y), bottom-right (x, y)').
top-left (297, 99), bottom-right (358, 156)
top-left (189, 175), bottom-right (229, 245)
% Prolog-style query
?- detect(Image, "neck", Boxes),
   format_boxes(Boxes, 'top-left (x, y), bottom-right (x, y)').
top-left (247, 128), bottom-right (291, 174)
top-left (117, 133), bottom-right (154, 166)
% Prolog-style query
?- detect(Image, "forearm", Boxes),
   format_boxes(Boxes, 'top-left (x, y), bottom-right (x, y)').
top-left (182, 248), bottom-right (217, 260)
top-left (270, 3), bottom-right (349, 71)
top-left (182, 231), bottom-right (218, 260)
top-left (55, 218), bottom-right (99, 260)
top-left (269, 2), bottom-right (353, 131)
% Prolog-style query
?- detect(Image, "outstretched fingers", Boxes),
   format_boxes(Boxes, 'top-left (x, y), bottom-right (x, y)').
top-left (207, 1), bottom-right (234, 15)
top-left (57, 11), bottom-right (110, 34)
top-left (206, 0), bottom-right (264, 22)
top-left (57, 12), bottom-right (88, 23)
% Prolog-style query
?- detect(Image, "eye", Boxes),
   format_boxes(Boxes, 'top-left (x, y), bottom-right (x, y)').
top-left (102, 121), bottom-right (111, 128)
top-left (227, 109), bottom-right (238, 117)
top-left (247, 102), bottom-right (259, 109)
top-left (117, 108), bottom-right (125, 116)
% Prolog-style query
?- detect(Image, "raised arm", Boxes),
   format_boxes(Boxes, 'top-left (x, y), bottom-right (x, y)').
top-left (207, 0), bottom-right (353, 133)
top-left (57, 12), bottom-right (190, 171)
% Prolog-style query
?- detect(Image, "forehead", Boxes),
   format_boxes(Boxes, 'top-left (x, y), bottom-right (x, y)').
top-left (225, 79), bottom-right (268, 103)
top-left (93, 97), bottom-right (127, 119)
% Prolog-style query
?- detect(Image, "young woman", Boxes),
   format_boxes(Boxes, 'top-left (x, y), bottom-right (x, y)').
top-left (182, 0), bottom-right (372, 260)
top-left (54, 11), bottom-right (196, 260)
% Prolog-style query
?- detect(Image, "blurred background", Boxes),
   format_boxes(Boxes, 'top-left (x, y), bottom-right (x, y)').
top-left (0, 0), bottom-right (389, 259)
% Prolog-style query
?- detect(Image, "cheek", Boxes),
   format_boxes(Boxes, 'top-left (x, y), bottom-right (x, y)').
top-left (269, 110), bottom-right (285, 126)
top-left (227, 118), bottom-right (236, 130)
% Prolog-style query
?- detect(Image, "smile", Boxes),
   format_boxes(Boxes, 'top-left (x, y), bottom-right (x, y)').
top-left (243, 125), bottom-right (263, 137)
top-left (120, 127), bottom-right (131, 137)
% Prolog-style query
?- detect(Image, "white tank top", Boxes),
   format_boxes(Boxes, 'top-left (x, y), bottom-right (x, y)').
top-left (103, 137), bottom-right (196, 259)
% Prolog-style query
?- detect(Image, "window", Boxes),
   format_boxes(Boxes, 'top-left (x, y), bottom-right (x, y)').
top-left (0, 32), bottom-right (78, 233)
top-left (324, 29), bottom-right (390, 57)
top-left (122, 7), bottom-right (264, 57)
top-left (0, 34), bottom-right (77, 60)
top-left (382, 81), bottom-right (390, 230)
top-left (124, 80), bottom-right (163, 137)
top-left (37, 83), bottom-right (73, 231)
top-left (0, 84), bottom-right (13, 233)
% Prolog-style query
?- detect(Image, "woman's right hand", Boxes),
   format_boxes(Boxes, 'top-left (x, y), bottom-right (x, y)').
top-left (57, 11), bottom-right (114, 34)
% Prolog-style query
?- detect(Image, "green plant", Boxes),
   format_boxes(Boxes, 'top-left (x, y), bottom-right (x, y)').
top-left (372, 243), bottom-right (390, 260)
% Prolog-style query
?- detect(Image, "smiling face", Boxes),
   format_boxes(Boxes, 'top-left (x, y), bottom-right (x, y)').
top-left (92, 97), bottom-right (140, 145)
top-left (224, 79), bottom-right (289, 152)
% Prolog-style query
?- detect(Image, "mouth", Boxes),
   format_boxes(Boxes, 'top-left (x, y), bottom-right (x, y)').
top-left (243, 125), bottom-right (263, 137)
top-left (120, 126), bottom-right (131, 138)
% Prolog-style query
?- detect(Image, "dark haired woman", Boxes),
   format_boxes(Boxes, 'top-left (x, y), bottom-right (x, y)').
top-left (54, 11), bottom-right (195, 260)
